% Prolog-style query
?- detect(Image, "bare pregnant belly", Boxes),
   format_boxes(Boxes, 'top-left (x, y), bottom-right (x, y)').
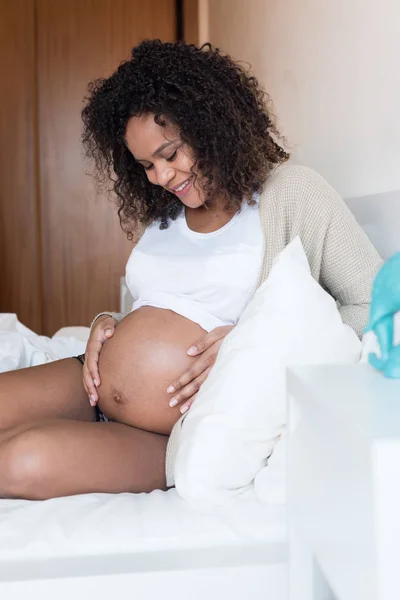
top-left (97, 307), bottom-right (206, 435)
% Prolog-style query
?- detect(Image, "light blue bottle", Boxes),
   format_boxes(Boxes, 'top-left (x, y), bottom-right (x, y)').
top-left (365, 252), bottom-right (400, 378)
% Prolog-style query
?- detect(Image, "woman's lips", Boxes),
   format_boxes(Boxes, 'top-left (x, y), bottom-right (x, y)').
top-left (170, 177), bottom-right (193, 197)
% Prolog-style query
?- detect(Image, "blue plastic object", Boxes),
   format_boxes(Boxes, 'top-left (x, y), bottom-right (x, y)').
top-left (365, 252), bottom-right (400, 378)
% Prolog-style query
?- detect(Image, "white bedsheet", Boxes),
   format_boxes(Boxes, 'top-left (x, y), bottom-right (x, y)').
top-left (0, 314), bottom-right (285, 560)
top-left (0, 314), bottom-right (87, 372)
top-left (0, 491), bottom-right (285, 560)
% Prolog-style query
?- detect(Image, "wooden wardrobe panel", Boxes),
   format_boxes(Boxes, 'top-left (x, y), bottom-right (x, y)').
top-left (37, 0), bottom-right (176, 335)
top-left (0, 0), bottom-right (41, 332)
top-left (183, 0), bottom-right (199, 45)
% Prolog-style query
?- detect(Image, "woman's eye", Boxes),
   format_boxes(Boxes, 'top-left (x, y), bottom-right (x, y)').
top-left (166, 150), bottom-right (177, 162)
top-left (142, 150), bottom-right (177, 171)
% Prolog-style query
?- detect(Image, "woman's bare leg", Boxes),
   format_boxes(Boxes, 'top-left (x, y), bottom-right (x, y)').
top-left (0, 419), bottom-right (168, 499)
top-left (0, 357), bottom-right (168, 499)
top-left (0, 359), bottom-right (95, 434)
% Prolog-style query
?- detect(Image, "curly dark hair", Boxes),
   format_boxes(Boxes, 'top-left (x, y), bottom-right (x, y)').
top-left (82, 39), bottom-right (289, 235)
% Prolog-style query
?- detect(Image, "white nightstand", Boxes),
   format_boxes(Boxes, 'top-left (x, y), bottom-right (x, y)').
top-left (287, 364), bottom-right (400, 600)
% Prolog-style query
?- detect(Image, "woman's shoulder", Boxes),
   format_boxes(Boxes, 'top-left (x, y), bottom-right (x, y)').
top-left (259, 163), bottom-right (343, 216)
top-left (266, 162), bottom-right (320, 182)
top-left (261, 163), bottom-right (338, 197)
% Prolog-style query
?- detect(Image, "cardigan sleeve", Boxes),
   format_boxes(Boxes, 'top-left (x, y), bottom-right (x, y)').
top-left (303, 169), bottom-right (383, 338)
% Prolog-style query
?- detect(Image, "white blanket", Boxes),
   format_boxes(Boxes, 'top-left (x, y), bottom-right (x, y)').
top-left (0, 314), bottom-right (88, 373)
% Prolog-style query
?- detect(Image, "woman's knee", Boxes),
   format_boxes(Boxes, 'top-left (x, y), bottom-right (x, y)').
top-left (0, 428), bottom-right (54, 499)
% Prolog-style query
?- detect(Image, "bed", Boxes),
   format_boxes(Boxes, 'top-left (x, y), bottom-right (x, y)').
top-left (0, 485), bottom-right (287, 599)
top-left (0, 189), bottom-right (398, 599)
top-left (0, 315), bottom-right (288, 599)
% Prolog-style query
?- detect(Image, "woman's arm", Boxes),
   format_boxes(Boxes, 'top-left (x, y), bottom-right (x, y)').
top-left (308, 171), bottom-right (383, 338)
top-left (261, 166), bottom-right (383, 338)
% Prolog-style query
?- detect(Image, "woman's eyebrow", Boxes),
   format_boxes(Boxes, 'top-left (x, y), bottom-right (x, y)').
top-left (135, 140), bottom-right (177, 163)
top-left (152, 140), bottom-right (176, 156)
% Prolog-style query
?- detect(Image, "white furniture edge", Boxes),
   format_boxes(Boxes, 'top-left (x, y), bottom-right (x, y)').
top-left (1, 544), bottom-right (288, 600)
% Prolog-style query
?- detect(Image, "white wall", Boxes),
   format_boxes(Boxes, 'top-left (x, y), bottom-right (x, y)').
top-left (205, 0), bottom-right (400, 198)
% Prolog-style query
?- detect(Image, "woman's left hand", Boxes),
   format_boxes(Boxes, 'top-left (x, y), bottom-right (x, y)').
top-left (167, 325), bottom-right (234, 414)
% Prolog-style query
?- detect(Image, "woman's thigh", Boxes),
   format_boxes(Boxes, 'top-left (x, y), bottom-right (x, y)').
top-left (0, 358), bottom-right (95, 433)
top-left (0, 419), bottom-right (168, 500)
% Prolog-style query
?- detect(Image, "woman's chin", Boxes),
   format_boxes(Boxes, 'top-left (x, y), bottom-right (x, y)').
top-left (180, 196), bottom-right (205, 209)
top-left (175, 183), bottom-right (205, 209)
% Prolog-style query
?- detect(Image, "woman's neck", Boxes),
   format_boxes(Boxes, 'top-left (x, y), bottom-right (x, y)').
top-left (184, 202), bottom-right (238, 234)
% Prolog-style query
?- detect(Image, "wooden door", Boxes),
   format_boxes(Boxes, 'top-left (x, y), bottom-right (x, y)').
top-left (37, 0), bottom-right (176, 334)
top-left (0, 0), bottom-right (42, 332)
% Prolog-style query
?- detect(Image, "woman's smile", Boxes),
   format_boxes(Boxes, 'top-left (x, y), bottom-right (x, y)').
top-left (169, 176), bottom-right (193, 197)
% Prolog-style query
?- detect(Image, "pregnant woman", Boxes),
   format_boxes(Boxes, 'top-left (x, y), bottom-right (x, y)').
top-left (0, 40), bottom-right (382, 500)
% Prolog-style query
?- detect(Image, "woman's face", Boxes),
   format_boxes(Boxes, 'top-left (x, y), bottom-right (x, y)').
top-left (125, 114), bottom-right (205, 209)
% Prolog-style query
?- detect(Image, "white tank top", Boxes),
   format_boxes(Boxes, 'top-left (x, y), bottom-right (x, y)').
top-left (125, 198), bottom-right (263, 332)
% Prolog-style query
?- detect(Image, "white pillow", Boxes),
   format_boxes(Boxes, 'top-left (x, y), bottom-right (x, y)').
top-left (174, 237), bottom-right (362, 505)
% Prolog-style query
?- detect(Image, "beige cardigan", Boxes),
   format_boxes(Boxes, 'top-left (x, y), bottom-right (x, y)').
top-left (97, 164), bottom-right (383, 338)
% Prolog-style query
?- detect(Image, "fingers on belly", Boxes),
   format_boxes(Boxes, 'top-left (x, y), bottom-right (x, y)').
top-left (98, 385), bottom-right (181, 436)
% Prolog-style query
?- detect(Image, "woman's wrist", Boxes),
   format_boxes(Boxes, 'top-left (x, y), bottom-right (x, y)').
top-left (90, 312), bottom-right (121, 330)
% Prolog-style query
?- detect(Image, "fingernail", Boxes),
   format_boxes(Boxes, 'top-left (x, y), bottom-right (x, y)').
top-left (187, 346), bottom-right (197, 356)
top-left (105, 329), bottom-right (113, 336)
top-left (180, 404), bottom-right (189, 414)
top-left (90, 395), bottom-right (97, 407)
top-left (169, 398), bottom-right (178, 408)
top-left (94, 380), bottom-right (99, 387)
top-left (167, 385), bottom-right (175, 393)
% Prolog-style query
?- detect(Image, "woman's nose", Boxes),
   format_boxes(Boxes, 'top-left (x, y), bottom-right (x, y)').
top-left (157, 166), bottom-right (175, 188)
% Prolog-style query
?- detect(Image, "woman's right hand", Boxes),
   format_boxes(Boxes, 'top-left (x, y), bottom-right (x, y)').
top-left (83, 315), bottom-right (118, 406)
